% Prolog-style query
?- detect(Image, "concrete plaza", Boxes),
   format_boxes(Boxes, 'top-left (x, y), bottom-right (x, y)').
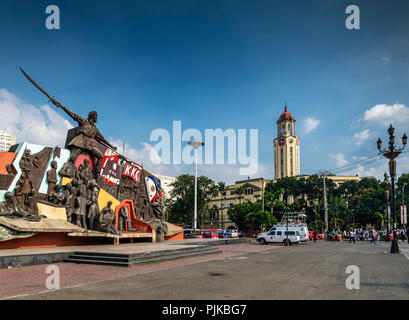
top-left (2, 239), bottom-right (409, 300)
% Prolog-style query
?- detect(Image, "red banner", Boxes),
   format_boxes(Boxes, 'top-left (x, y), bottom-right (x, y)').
top-left (122, 162), bottom-right (142, 183)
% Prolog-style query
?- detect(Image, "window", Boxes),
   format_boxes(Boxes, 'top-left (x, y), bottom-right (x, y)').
top-left (288, 123), bottom-right (291, 133)
top-left (285, 231), bottom-right (295, 235)
top-left (277, 231), bottom-right (282, 236)
top-left (268, 231), bottom-right (276, 236)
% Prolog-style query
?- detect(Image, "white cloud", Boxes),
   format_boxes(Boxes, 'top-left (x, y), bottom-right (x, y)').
top-left (332, 153), bottom-right (349, 167)
top-left (362, 103), bottom-right (409, 126)
top-left (353, 129), bottom-right (371, 146)
top-left (303, 117), bottom-right (320, 134)
top-left (0, 88), bottom-right (73, 147)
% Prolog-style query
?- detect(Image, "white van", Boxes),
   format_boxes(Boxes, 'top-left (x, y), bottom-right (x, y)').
top-left (257, 229), bottom-right (300, 245)
top-left (268, 224), bottom-right (309, 242)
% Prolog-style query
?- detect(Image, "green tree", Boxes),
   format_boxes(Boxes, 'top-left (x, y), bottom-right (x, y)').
top-left (217, 181), bottom-right (226, 228)
top-left (166, 174), bottom-right (218, 227)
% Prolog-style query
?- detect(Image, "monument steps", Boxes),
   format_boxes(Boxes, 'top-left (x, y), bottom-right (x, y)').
top-left (63, 246), bottom-right (222, 267)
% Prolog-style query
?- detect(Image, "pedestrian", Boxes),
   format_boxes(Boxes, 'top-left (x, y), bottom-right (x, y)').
top-left (313, 229), bottom-right (317, 243)
top-left (406, 228), bottom-right (409, 244)
top-left (349, 230), bottom-right (356, 243)
top-left (371, 229), bottom-right (377, 244)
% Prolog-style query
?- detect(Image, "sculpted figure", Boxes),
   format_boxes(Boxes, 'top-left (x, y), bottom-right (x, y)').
top-left (14, 171), bottom-right (34, 210)
top-left (26, 189), bottom-right (39, 215)
top-left (59, 155), bottom-right (77, 179)
top-left (46, 160), bottom-right (58, 197)
top-left (48, 184), bottom-right (65, 205)
top-left (74, 182), bottom-right (88, 230)
top-left (86, 195), bottom-right (99, 230)
top-left (64, 183), bottom-right (75, 223)
top-left (82, 159), bottom-right (94, 182)
top-left (94, 201), bottom-right (119, 235)
top-left (118, 206), bottom-right (137, 232)
top-left (0, 192), bottom-right (41, 221)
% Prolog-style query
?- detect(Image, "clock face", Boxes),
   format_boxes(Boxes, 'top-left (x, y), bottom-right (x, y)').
top-left (289, 139), bottom-right (293, 144)
top-left (278, 137), bottom-right (286, 147)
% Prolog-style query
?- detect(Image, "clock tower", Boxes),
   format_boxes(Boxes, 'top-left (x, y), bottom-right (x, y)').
top-left (273, 104), bottom-right (300, 179)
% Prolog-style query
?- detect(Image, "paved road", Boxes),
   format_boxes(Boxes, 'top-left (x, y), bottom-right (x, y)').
top-left (7, 240), bottom-right (409, 300)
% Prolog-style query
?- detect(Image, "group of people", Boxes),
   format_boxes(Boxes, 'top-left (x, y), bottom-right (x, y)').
top-left (49, 157), bottom-right (136, 234)
top-left (326, 228), bottom-right (409, 244)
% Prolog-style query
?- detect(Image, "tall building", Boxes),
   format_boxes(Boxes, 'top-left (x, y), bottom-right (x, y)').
top-left (0, 130), bottom-right (16, 152)
top-left (273, 105), bottom-right (300, 179)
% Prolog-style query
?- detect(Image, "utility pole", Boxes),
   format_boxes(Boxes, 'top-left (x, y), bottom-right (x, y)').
top-left (322, 172), bottom-right (329, 232)
top-left (261, 178), bottom-right (265, 212)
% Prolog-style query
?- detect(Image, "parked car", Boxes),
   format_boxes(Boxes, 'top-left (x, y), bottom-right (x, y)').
top-left (216, 229), bottom-right (225, 238)
top-left (183, 228), bottom-right (201, 239)
top-left (257, 229), bottom-right (300, 245)
top-left (201, 229), bottom-right (219, 239)
top-left (223, 230), bottom-right (231, 238)
top-left (229, 229), bottom-right (239, 238)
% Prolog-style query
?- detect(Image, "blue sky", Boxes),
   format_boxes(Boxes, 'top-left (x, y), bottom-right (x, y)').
top-left (1, 0), bottom-right (409, 184)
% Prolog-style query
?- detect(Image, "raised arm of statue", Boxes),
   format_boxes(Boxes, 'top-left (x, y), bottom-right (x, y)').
top-left (96, 129), bottom-right (117, 150)
top-left (54, 102), bottom-right (84, 124)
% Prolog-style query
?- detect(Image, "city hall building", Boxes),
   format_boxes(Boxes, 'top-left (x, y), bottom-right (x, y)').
top-left (206, 105), bottom-right (361, 230)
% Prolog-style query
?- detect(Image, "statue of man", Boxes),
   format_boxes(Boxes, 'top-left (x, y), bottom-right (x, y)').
top-left (47, 160), bottom-right (58, 196)
top-left (0, 192), bottom-right (41, 221)
top-left (74, 181), bottom-right (88, 230)
top-left (48, 184), bottom-right (65, 205)
top-left (57, 106), bottom-right (117, 176)
top-left (19, 68), bottom-right (117, 176)
top-left (94, 201), bottom-right (119, 235)
top-left (87, 195), bottom-right (99, 230)
top-left (118, 206), bottom-right (137, 232)
top-left (59, 155), bottom-right (77, 179)
top-left (82, 159), bottom-right (94, 182)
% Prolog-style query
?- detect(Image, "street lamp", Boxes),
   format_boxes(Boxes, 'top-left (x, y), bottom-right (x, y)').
top-left (384, 173), bottom-right (390, 242)
top-left (377, 124), bottom-right (407, 253)
top-left (188, 139), bottom-right (205, 230)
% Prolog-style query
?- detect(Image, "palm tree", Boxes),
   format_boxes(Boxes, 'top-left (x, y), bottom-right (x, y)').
top-left (218, 182), bottom-right (226, 229)
top-left (236, 186), bottom-right (245, 204)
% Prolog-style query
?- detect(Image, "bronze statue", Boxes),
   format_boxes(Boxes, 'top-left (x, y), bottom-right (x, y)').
top-left (118, 206), bottom-right (137, 232)
top-left (64, 183), bottom-right (76, 223)
top-left (0, 192), bottom-right (41, 221)
top-left (46, 160), bottom-right (58, 197)
top-left (82, 159), bottom-right (94, 182)
top-left (20, 67), bottom-right (117, 177)
top-left (59, 155), bottom-right (77, 179)
top-left (86, 195), bottom-right (99, 230)
top-left (74, 181), bottom-right (88, 230)
top-left (48, 184), bottom-right (65, 205)
top-left (14, 171), bottom-right (33, 210)
top-left (26, 189), bottom-right (39, 215)
top-left (94, 201), bottom-right (118, 234)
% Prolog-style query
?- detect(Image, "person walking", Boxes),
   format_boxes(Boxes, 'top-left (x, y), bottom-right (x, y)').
top-left (313, 229), bottom-right (317, 243)
top-left (406, 228), bottom-right (409, 244)
top-left (349, 230), bottom-right (356, 243)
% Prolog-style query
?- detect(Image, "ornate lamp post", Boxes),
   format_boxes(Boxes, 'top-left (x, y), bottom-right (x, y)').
top-left (384, 173), bottom-right (390, 242)
top-left (377, 124), bottom-right (407, 253)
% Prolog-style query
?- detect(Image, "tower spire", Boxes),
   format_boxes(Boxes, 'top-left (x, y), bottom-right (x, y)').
top-left (284, 102), bottom-right (287, 113)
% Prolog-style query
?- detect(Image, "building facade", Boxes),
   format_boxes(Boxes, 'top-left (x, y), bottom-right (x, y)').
top-left (273, 105), bottom-right (300, 179)
top-left (0, 130), bottom-right (16, 152)
top-left (207, 177), bottom-right (271, 230)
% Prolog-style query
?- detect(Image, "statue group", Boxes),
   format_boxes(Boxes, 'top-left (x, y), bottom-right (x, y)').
top-left (0, 68), bottom-right (166, 238)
